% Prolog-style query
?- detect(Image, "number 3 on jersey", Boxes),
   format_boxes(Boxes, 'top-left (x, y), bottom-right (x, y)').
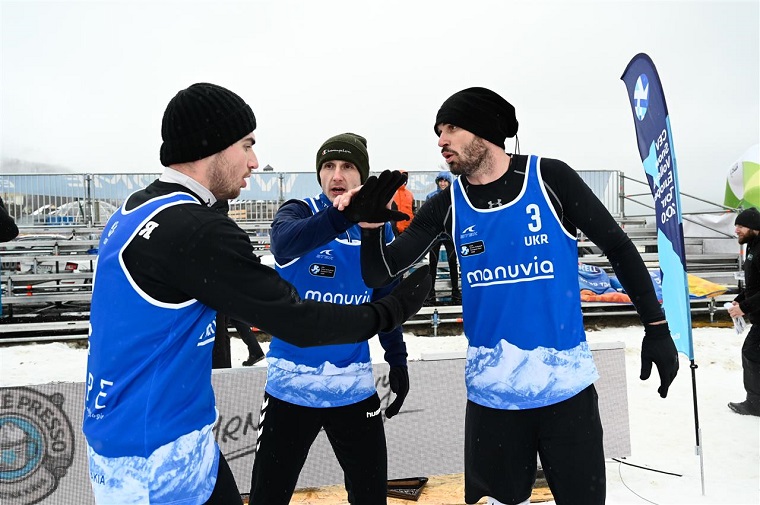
top-left (526, 203), bottom-right (542, 232)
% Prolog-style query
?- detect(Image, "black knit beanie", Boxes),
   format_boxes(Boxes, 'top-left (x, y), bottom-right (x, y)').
top-left (315, 133), bottom-right (370, 184)
top-left (434, 87), bottom-right (518, 149)
top-left (735, 207), bottom-right (760, 230)
top-left (160, 83), bottom-right (257, 166)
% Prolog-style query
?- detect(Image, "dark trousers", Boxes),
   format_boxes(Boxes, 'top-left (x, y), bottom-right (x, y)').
top-left (212, 313), bottom-right (232, 369)
top-left (428, 238), bottom-right (459, 298)
top-left (204, 452), bottom-right (242, 504)
top-left (250, 393), bottom-right (387, 504)
top-left (743, 324), bottom-right (760, 404)
top-left (212, 314), bottom-right (265, 369)
top-left (464, 386), bottom-right (605, 505)
top-left (231, 319), bottom-right (265, 362)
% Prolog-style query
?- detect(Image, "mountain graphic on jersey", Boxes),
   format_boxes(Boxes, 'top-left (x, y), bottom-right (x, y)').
top-left (266, 358), bottom-right (375, 408)
top-left (464, 338), bottom-right (598, 410)
top-left (87, 424), bottom-right (217, 503)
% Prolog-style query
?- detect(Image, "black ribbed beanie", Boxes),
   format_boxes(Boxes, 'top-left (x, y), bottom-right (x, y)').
top-left (315, 133), bottom-right (370, 184)
top-left (434, 87), bottom-right (518, 149)
top-left (735, 207), bottom-right (760, 230)
top-left (160, 83), bottom-right (256, 166)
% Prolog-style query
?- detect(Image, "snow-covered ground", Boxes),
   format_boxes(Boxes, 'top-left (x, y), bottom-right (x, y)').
top-left (2, 325), bottom-right (758, 504)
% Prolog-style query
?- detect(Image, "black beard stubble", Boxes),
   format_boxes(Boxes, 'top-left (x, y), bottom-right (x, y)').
top-left (448, 137), bottom-right (491, 177)
top-left (208, 152), bottom-right (241, 200)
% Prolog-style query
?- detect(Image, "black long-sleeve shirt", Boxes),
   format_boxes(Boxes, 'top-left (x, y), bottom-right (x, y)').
top-left (120, 180), bottom-right (391, 346)
top-left (361, 154), bottom-right (664, 324)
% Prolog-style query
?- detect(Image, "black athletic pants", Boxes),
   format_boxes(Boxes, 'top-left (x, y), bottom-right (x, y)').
top-left (464, 385), bottom-right (605, 505)
top-left (231, 319), bottom-right (265, 362)
top-left (250, 392), bottom-right (387, 504)
top-left (742, 324), bottom-right (760, 404)
top-left (204, 452), bottom-right (242, 505)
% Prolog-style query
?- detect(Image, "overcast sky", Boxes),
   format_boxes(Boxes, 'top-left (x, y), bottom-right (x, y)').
top-left (1, 0), bottom-right (758, 209)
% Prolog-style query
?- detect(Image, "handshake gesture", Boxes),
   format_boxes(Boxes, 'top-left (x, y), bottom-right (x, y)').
top-left (334, 170), bottom-right (410, 224)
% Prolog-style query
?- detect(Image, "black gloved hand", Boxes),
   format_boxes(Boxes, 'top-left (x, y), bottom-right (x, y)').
top-left (371, 266), bottom-right (431, 332)
top-left (343, 170), bottom-right (410, 223)
top-left (640, 322), bottom-right (679, 398)
top-left (385, 365), bottom-right (409, 419)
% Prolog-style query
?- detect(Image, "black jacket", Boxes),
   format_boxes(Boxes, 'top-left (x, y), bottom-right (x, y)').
top-left (735, 234), bottom-right (760, 323)
top-left (0, 197), bottom-right (19, 242)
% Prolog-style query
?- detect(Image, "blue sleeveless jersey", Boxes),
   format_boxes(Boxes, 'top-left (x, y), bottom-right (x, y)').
top-left (452, 156), bottom-right (598, 410)
top-left (267, 196), bottom-right (378, 407)
top-left (83, 192), bottom-right (219, 503)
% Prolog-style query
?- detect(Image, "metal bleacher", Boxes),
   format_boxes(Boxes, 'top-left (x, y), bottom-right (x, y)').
top-left (0, 166), bottom-right (745, 339)
top-left (0, 216), bottom-right (744, 340)
top-left (577, 220), bottom-right (741, 320)
top-left (1, 229), bottom-right (99, 315)
top-left (0, 222), bottom-right (278, 342)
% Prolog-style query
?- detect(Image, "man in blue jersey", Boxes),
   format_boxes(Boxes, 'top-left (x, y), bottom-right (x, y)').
top-left (83, 84), bottom-right (429, 505)
top-left (337, 87), bottom-right (680, 505)
top-left (249, 133), bottom-right (409, 505)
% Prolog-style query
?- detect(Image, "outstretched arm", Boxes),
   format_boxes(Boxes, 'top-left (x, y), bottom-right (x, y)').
top-left (361, 190), bottom-right (452, 288)
top-left (270, 199), bottom-right (353, 263)
top-left (123, 204), bottom-right (431, 349)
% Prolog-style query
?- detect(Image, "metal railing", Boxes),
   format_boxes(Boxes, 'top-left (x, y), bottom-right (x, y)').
top-left (1, 170), bottom-right (625, 228)
top-left (619, 174), bottom-right (737, 238)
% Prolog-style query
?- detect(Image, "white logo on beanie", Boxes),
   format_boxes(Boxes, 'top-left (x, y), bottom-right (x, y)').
top-left (322, 148), bottom-right (352, 156)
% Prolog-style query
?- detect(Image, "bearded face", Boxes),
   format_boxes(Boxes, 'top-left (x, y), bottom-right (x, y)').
top-left (204, 134), bottom-right (257, 200)
top-left (737, 226), bottom-right (759, 245)
top-left (207, 153), bottom-right (238, 199)
top-left (207, 150), bottom-right (245, 200)
top-left (448, 136), bottom-right (491, 177)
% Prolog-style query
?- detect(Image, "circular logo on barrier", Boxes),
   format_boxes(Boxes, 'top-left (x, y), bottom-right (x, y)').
top-left (0, 387), bottom-right (75, 504)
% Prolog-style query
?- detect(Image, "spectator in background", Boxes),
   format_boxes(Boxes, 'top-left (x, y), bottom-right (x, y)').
top-left (212, 314), bottom-right (265, 369)
top-left (250, 132), bottom-right (410, 505)
top-left (211, 199), bottom-right (266, 369)
top-left (726, 207), bottom-right (760, 417)
top-left (424, 171), bottom-right (460, 305)
top-left (236, 320), bottom-right (266, 366)
top-left (0, 196), bottom-right (19, 242)
top-left (391, 170), bottom-right (416, 236)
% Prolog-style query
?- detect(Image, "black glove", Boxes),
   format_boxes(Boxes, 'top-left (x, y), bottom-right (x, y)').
top-left (343, 170), bottom-right (410, 223)
top-left (385, 365), bottom-right (409, 419)
top-left (371, 266), bottom-right (431, 332)
top-left (640, 323), bottom-right (679, 398)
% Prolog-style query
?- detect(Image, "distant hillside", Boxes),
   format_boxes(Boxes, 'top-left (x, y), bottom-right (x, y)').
top-left (1, 158), bottom-right (76, 174)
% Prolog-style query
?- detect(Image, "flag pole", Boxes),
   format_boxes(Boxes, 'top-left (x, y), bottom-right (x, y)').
top-left (690, 360), bottom-right (705, 495)
top-left (621, 52), bottom-right (705, 495)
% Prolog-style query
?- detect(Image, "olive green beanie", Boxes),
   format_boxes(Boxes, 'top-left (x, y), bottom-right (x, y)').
top-left (316, 132), bottom-right (370, 184)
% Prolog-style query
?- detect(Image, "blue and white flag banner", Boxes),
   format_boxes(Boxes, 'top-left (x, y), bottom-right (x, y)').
top-left (621, 53), bottom-right (694, 359)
